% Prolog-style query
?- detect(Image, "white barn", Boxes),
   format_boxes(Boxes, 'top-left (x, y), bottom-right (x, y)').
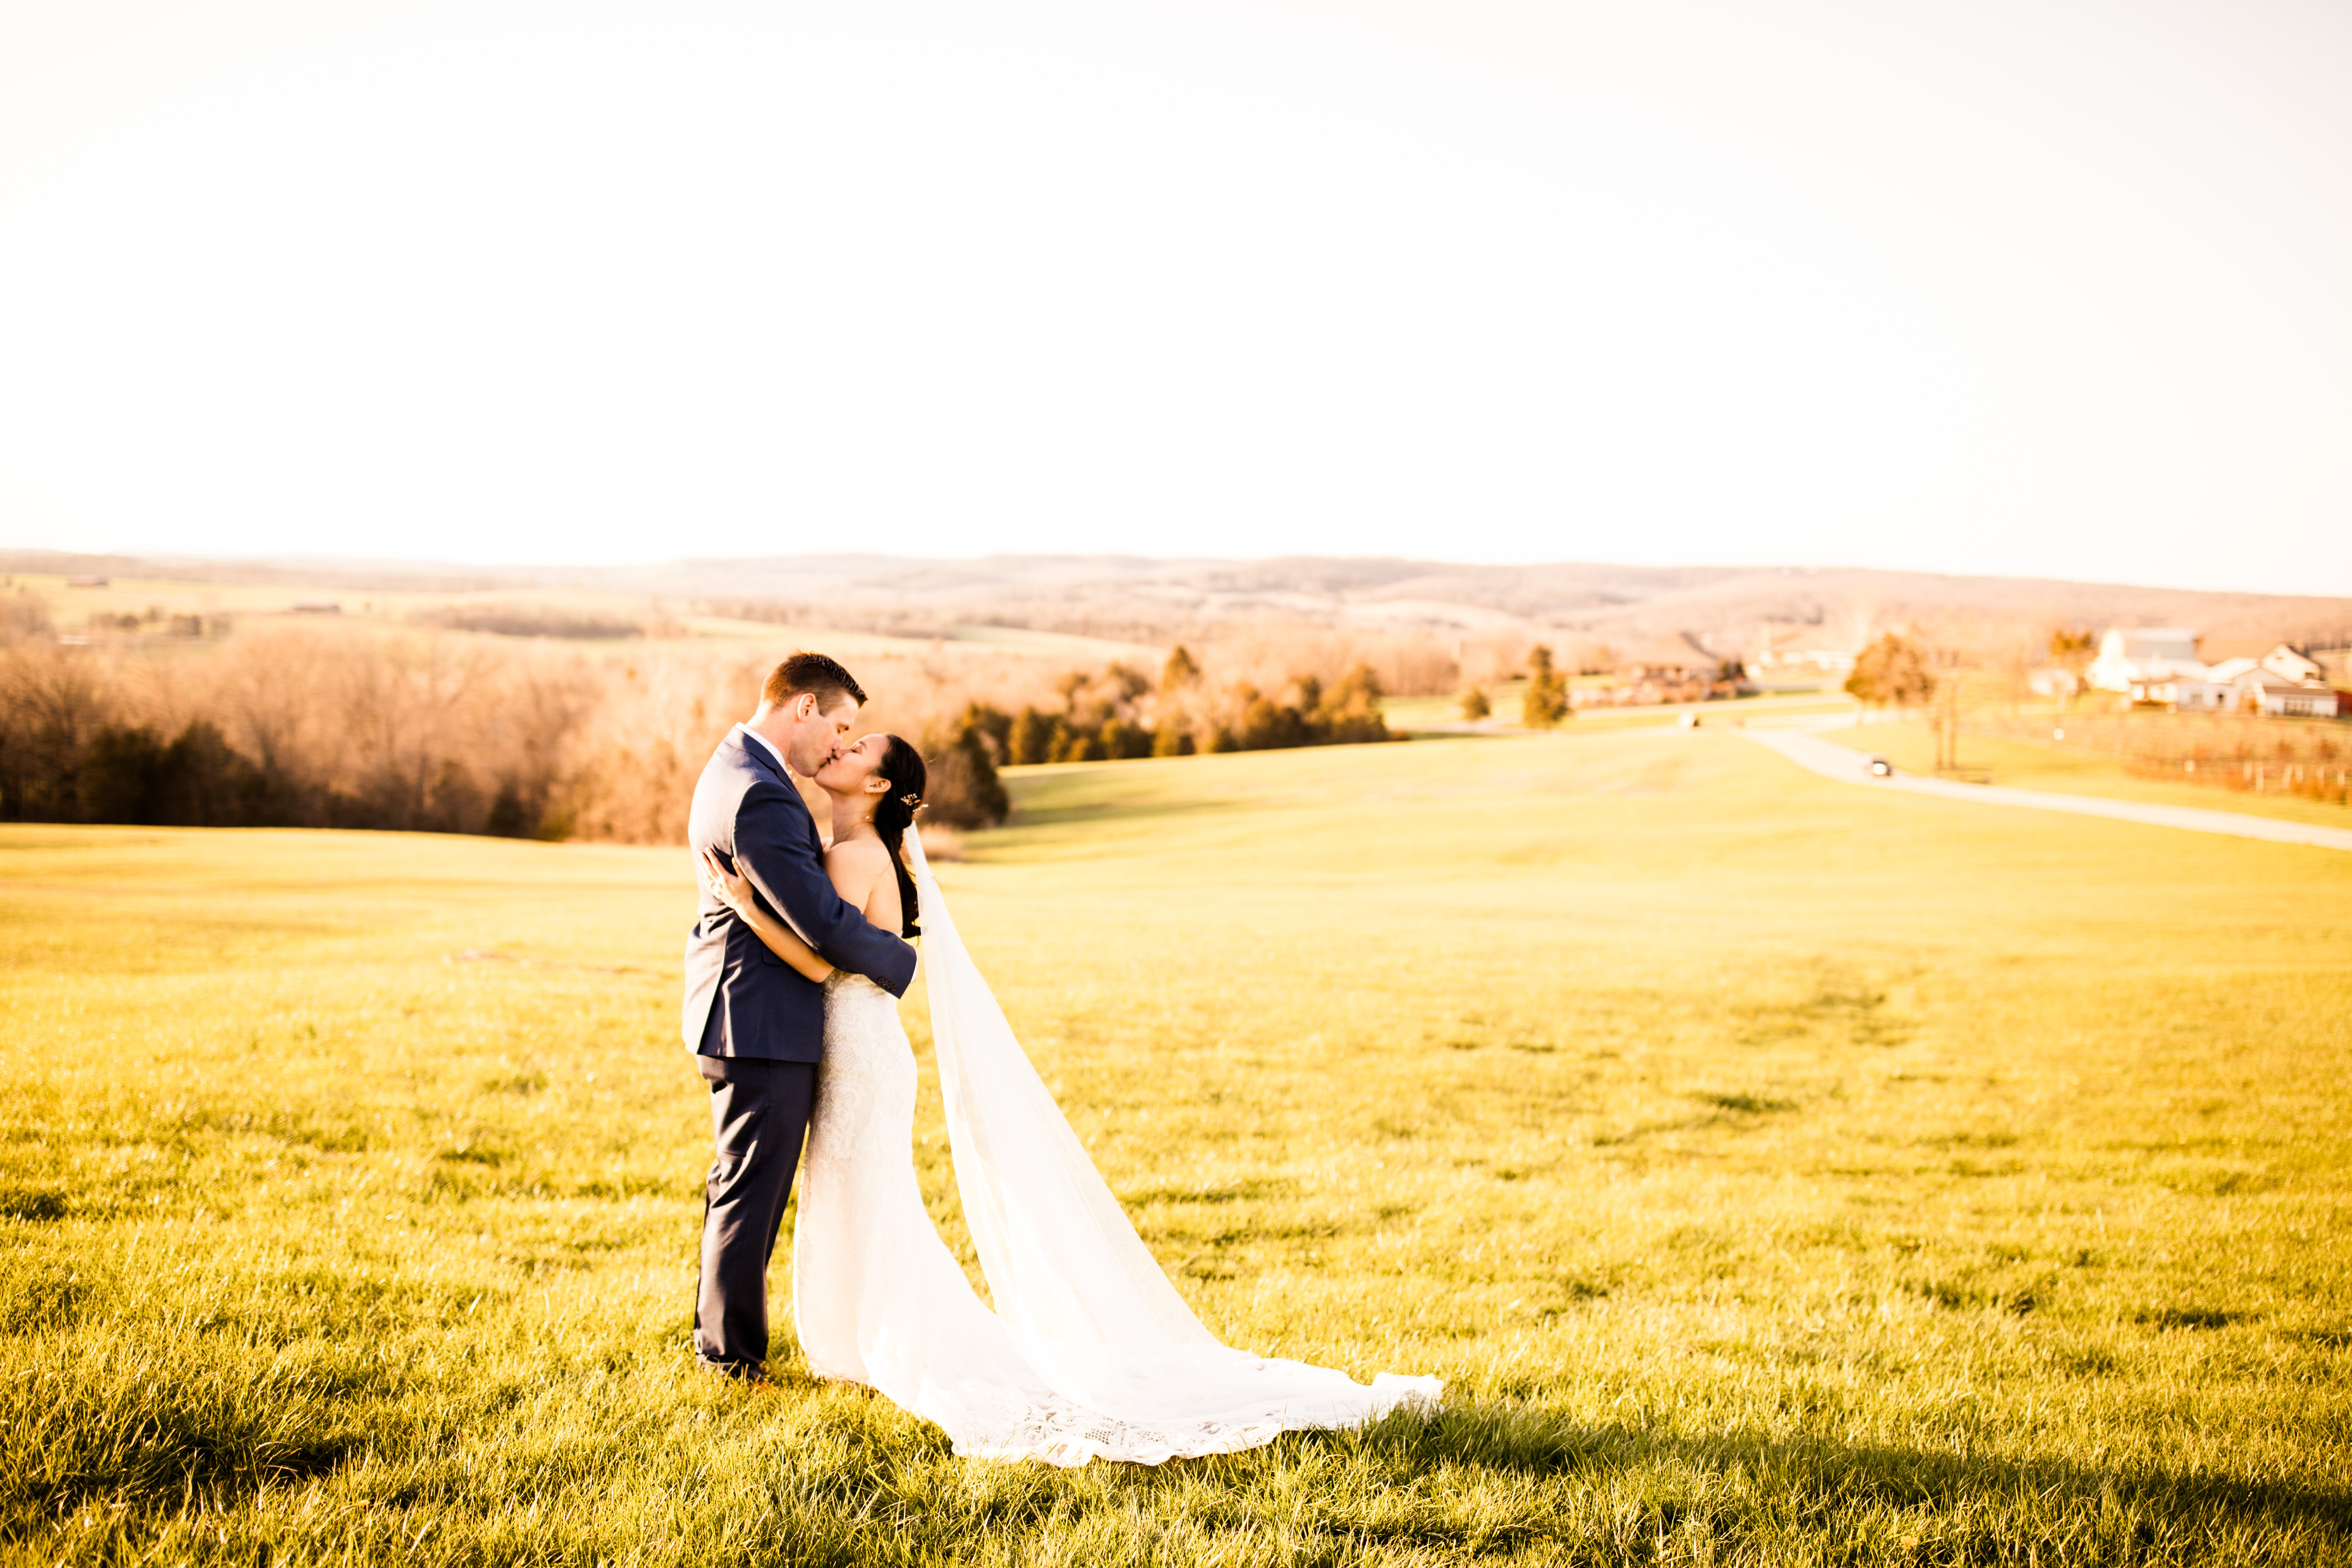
top-left (2087, 628), bottom-right (2204, 693)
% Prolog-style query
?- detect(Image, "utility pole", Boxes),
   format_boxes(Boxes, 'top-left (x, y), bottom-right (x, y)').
top-left (1932, 650), bottom-right (1963, 774)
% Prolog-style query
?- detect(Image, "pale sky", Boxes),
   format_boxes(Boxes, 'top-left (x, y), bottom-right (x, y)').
top-left (1, 0), bottom-right (2346, 594)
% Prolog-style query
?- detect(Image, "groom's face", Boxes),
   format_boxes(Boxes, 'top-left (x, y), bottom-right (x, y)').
top-left (785, 692), bottom-right (860, 778)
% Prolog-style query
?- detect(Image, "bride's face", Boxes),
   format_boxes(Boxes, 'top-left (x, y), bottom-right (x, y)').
top-left (813, 732), bottom-right (892, 797)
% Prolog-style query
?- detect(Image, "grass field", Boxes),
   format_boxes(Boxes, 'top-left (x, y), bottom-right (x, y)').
top-left (4, 728), bottom-right (2350, 1565)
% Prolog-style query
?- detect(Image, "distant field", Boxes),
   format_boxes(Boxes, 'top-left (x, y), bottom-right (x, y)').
top-left (1381, 682), bottom-right (1850, 733)
top-left (11, 569), bottom-right (891, 649)
top-left (4, 731), bottom-right (2349, 1564)
top-left (4, 571), bottom-right (1162, 663)
top-left (1825, 715), bottom-right (2352, 830)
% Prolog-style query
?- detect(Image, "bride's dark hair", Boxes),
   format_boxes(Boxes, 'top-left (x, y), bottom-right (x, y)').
top-left (871, 734), bottom-right (926, 937)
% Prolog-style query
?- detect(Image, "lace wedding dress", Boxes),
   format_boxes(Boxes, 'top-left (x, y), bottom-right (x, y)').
top-left (790, 836), bottom-right (1440, 1466)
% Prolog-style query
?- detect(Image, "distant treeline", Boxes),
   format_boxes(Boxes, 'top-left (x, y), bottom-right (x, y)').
top-left (0, 625), bottom-right (1394, 842)
top-left (948, 650), bottom-right (1392, 767)
top-left (410, 603), bottom-right (667, 640)
top-left (0, 626), bottom-right (589, 838)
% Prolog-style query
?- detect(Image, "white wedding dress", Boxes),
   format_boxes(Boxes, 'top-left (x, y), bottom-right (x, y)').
top-left (790, 835), bottom-right (1439, 1466)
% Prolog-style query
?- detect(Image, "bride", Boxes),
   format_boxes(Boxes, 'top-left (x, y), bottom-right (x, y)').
top-left (697, 730), bottom-right (1439, 1466)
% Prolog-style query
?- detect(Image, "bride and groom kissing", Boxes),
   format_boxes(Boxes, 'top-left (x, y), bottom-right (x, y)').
top-left (680, 651), bottom-right (1439, 1465)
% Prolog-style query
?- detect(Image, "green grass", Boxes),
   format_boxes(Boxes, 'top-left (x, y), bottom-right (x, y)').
top-left (1824, 717), bottom-right (2352, 829)
top-left (5, 729), bottom-right (2351, 1564)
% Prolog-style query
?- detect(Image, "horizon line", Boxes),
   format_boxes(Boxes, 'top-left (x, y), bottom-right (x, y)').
top-left (5, 542), bottom-right (2348, 605)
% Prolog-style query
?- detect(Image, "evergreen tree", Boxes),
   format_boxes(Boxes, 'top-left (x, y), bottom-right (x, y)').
top-left (1314, 664), bottom-right (1390, 744)
top-left (1521, 647), bottom-right (1570, 728)
top-left (921, 704), bottom-right (1011, 828)
top-left (1006, 707), bottom-right (1059, 767)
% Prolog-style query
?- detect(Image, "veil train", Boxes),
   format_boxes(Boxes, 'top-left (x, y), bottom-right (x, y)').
top-left (901, 829), bottom-right (1441, 1454)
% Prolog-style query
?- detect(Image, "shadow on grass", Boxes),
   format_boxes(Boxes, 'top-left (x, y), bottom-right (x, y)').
top-left (772, 1398), bottom-right (2352, 1563)
top-left (1396, 1401), bottom-right (2340, 1495)
top-left (1318, 1403), bottom-right (2352, 1553)
top-left (0, 1337), bottom-right (378, 1533)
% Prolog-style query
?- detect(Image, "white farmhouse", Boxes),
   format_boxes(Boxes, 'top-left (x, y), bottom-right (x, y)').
top-left (2260, 645), bottom-right (2328, 684)
top-left (2088, 629), bottom-right (2341, 715)
top-left (2232, 674), bottom-right (2338, 717)
top-left (2210, 644), bottom-right (2340, 715)
top-left (2229, 656), bottom-right (2341, 716)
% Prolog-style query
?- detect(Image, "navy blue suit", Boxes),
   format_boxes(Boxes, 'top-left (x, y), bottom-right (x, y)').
top-left (682, 731), bottom-right (916, 1059)
top-left (681, 728), bottom-right (916, 1375)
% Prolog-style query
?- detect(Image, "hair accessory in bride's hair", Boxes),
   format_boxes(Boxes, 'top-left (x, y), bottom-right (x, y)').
top-left (901, 792), bottom-right (922, 807)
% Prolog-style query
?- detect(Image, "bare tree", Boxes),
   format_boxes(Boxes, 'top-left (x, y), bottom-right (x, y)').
top-left (1844, 633), bottom-right (1936, 709)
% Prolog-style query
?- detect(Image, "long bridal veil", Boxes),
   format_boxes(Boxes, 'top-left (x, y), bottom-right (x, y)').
top-left (901, 830), bottom-right (1440, 1460)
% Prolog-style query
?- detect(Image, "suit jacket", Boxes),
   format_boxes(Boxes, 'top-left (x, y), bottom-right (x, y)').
top-left (681, 731), bottom-right (918, 1061)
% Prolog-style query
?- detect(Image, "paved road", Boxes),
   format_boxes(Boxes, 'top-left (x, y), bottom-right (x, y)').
top-left (1741, 725), bottom-right (2352, 853)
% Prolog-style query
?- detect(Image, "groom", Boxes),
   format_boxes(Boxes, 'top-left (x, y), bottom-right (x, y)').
top-left (681, 651), bottom-right (917, 1382)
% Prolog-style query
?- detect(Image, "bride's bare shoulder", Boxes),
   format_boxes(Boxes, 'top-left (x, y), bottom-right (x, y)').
top-left (825, 836), bottom-right (891, 870)
top-left (824, 835), bottom-right (892, 891)
top-left (824, 835), bottom-right (900, 924)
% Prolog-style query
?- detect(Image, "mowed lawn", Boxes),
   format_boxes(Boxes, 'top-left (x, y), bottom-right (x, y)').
top-left (3, 729), bottom-right (2349, 1565)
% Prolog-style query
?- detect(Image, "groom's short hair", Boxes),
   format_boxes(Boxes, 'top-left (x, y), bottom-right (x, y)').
top-left (764, 651), bottom-right (868, 714)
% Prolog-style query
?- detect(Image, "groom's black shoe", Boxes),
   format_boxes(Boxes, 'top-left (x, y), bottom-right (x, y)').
top-left (692, 1349), bottom-right (768, 1387)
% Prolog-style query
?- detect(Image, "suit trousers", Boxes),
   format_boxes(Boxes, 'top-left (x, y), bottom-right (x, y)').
top-left (693, 1054), bottom-right (819, 1375)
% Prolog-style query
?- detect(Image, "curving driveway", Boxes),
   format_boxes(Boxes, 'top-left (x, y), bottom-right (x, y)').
top-left (1741, 725), bottom-right (2352, 853)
